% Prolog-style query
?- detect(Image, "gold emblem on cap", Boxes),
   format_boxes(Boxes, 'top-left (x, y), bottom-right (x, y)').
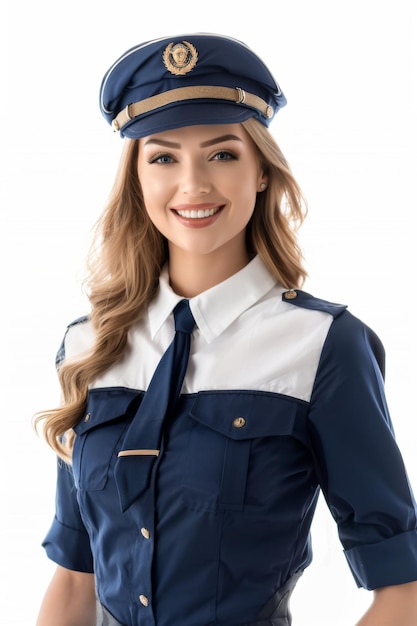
top-left (163, 41), bottom-right (198, 75)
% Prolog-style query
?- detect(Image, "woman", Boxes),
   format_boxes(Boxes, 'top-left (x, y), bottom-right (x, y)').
top-left (35, 33), bottom-right (417, 625)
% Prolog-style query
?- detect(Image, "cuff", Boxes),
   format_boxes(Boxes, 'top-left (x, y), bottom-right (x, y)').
top-left (345, 529), bottom-right (417, 590)
top-left (42, 516), bottom-right (94, 573)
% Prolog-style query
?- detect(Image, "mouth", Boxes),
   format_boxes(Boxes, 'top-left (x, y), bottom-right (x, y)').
top-left (174, 206), bottom-right (223, 219)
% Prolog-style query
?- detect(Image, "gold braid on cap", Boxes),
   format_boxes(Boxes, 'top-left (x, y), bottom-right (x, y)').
top-left (111, 85), bottom-right (273, 132)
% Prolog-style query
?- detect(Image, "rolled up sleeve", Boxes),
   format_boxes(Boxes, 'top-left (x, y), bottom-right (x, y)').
top-left (345, 529), bottom-right (417, 589)
top-left (308, 311), bottom-right (417, 589)
top-left (42, 457), bottom-right (94, 573)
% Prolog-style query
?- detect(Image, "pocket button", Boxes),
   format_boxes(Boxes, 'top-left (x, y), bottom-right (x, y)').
top-left (233, 417), bottom-right (246, 429)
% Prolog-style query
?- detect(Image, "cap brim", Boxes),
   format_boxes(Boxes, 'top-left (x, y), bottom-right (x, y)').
top-left (121, 101), bottom-right (262, 139)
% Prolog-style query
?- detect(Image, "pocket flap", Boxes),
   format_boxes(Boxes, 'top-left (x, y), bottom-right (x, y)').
top-left (74, 387), bottom-right (141, 435)
top-left (189, 391), bottom-right (297, 440)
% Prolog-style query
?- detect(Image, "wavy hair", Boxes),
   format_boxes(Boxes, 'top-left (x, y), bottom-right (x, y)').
top-left (34, 118), bottom-right (308, 461)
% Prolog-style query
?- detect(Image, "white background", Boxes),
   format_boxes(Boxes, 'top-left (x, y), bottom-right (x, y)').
top-left (1, 1), bottom-right (416, 624)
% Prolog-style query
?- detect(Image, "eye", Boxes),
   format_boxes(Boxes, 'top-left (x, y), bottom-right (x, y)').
top-left (211, 150), bottom-right (237, 161)
top-left (148, 152), bottom-right (176, 164)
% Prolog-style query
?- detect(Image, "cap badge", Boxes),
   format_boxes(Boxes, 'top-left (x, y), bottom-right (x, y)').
top-left (163, 41), bottom-right (198, 75)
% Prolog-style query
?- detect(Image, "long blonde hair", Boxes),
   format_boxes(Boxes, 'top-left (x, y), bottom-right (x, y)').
top-left (34, 117), bottom-right (307, 461)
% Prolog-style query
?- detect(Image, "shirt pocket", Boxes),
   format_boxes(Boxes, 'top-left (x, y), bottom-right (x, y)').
top-left (73, 388), bottom-right (141, 491)
top-left (182, 391), bottom-right (298, 513)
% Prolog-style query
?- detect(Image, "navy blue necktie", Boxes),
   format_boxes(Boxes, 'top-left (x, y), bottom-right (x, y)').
top-left (114, 299), bottom-right (196, 511)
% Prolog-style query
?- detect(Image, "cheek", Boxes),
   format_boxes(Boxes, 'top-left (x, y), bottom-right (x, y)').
top-left (232, 174), bottom-right (259, 214)
top-left (138, 161), bottom-right (168, 203)
top-left (141, 177), bottom-right (163, 202)
top-left (140, 177), bottom-right (169, 221)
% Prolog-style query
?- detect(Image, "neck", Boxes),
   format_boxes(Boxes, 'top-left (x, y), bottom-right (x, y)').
top-left (167, 246), bottom-right (251, 298)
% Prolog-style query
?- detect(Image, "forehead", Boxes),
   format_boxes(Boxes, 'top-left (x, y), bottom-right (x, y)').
top-left (139, 123), bottom-right (253, 146)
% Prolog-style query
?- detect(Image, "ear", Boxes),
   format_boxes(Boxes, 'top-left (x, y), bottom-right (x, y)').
top-left (258, 168), bottom-right (269, 192)
top-left (258, 174), bottom-right (269, 192)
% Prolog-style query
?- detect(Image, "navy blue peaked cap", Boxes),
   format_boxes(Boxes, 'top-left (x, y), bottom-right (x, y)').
top-left (100, 33), bottom-right (287, 138)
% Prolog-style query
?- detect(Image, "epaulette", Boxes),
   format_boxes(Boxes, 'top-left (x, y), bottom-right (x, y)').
top-left (282, 289), bottom-right (347, 319)
top-left (55, 315), bottom-right (91, 369)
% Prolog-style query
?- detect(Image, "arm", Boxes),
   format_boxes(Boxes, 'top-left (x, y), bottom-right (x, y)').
top-left (36, 565), bottom-right (96, 626)
top-left (356, 581), bottom-right (417, 626)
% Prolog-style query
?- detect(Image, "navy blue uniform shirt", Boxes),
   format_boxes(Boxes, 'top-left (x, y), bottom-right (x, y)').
top-left (42, 256), bottom-right (417, 626)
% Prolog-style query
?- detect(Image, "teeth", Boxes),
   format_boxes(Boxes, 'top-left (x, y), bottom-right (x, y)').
top-left (176, 207), bottom-right (220, 219)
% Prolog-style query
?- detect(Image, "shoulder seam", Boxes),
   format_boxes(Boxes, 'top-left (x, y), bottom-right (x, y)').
top-left (282, 289), bottom-right (347, 319)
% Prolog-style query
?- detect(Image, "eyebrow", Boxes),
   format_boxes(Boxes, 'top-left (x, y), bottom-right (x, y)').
top-left (200, 134), bottom-right (243, 147)
top-left (143, 134), bottom-right (243, 148)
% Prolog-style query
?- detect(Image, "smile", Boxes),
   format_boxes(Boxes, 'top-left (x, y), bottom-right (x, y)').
top-left (175, 207), bottom-right (222, 219)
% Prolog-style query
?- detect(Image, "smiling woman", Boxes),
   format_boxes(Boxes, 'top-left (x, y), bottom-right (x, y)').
top-left (33, 32), bottom-right (417, 626)
top-left (137, 123), bottom-right (265, 294)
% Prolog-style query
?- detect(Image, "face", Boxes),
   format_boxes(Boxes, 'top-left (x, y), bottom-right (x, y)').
top-left (137, 123), bottom-right (266, 267)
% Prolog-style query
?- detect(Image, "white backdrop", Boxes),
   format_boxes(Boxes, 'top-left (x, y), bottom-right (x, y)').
top-left (1, 1), bottom-right (416, 624)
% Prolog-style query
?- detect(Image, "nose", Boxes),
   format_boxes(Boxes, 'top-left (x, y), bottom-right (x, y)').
top-left (179, 160), bottom-right (211, 195)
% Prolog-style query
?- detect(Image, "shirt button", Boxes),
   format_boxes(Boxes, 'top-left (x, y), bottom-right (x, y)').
top-left (139, 594), bottom-right (149, 607)
top-left (141, 527), bottom-right (150, 539)
top-left (233, 417), bottom-right (246, 428)
top-left (84, 412), bottom-right (91, 422)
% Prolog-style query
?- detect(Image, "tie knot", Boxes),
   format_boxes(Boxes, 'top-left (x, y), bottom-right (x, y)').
top-left (173, 299), bottom-right (195, 334)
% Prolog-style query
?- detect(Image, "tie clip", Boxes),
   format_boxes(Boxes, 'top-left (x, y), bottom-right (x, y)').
top-left (118, 449), bottom-right (160, 457)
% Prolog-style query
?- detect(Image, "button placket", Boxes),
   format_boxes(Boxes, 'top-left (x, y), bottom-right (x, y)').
top-left (128, 488), bottom-right (157, 625)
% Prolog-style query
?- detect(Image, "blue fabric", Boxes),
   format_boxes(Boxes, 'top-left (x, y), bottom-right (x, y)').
top-left (99, 33), bottom-right (286, 138)
top-left (41, 292), bottom-right (417, 626)
top-left (114, 299), bottom-right (195, 510)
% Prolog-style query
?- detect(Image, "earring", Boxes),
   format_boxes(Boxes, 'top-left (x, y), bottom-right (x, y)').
top-left (259, 182), bottom-right (267, 191)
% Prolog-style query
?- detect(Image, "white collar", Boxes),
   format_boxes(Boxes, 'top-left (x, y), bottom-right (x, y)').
top-left (148, 256), bottom-right (278, 344)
